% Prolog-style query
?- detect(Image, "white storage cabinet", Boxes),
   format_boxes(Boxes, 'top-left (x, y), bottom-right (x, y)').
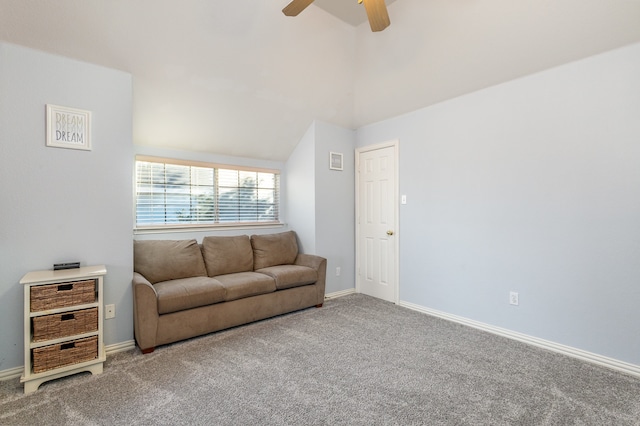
top-left (19, 265), bottom-right (107, 394)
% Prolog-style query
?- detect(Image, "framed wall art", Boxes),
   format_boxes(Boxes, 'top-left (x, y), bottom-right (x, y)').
top-left (46, 104), bottom-right (92, 151)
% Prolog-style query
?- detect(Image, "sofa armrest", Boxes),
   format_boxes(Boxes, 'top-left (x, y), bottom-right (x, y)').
top-left (294, 253), bottom-right (323, 270)
top-left (132, 272), bottom-right (159, 352)
top-left (294, 254), bottom-right (327, 305)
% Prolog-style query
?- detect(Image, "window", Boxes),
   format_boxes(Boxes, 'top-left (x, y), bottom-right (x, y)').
top-left (135, 157), bottom-right (280, 228)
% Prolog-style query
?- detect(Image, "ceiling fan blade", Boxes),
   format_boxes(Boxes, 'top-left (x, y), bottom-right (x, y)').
top-left (363, 0), bottom-right (390, 32)
top-left (282, 0), bottom-right (315, 16)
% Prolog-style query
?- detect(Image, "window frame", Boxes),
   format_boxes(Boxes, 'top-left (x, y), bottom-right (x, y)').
top-left (134, 155), bottom-right (282, 232)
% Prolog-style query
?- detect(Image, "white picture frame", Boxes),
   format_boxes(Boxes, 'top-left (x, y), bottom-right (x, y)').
top-left (330, 152), bottom-right (343, 171)
top-left (46, 104), bottom-right (92, 151)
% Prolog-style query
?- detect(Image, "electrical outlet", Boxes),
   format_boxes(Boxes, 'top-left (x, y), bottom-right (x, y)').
top-left (105, 304), bottom-right (116, 319)
top-left (336, 267), bottom-right (341, 276)
top-left (509, 292), bottom-right (519, 306)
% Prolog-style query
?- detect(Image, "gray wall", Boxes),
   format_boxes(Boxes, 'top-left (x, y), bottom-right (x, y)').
top-left (285, 123), bottom-right (317, 254)
top-left (0, 43), bottom-right (133, 371)
top-left (356, 42), bottom-right (640, 365)
top-left (314, 122), bottom-right (356, 295)
top-left (286, 121), bottom-right (356, 295)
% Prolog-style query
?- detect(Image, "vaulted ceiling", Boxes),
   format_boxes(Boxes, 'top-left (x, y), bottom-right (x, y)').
top-left (1, 0), bottom-right (639, 161)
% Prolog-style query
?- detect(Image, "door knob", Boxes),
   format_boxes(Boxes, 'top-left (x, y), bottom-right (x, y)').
top-left (387, 230), bottom-right (394, 236)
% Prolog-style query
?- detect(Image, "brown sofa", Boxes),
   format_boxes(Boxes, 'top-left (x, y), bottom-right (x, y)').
top-left (132, 231), bottom-right (326, 353)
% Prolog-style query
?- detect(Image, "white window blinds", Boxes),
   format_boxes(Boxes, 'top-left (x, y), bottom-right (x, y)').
top-left (135, 157), bottom-right (279, 227)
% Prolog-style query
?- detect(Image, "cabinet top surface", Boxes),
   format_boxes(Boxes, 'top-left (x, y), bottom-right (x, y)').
top-left (20, 265), bottom-right (107, 285)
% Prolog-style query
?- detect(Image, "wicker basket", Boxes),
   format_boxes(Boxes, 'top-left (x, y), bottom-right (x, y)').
top-left (32, 336), bottom-right (98, 374)
top-left (32, 308), bottom-right (98, 342)
top-left (30, 280), bottom-right (96, 312)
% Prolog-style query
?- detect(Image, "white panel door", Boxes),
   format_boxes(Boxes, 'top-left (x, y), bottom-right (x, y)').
top-left (357, 144), bottom-right (397, 303)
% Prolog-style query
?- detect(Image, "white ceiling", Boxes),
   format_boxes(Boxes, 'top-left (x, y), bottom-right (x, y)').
top-left (1, 0), bottom-right (639, 161)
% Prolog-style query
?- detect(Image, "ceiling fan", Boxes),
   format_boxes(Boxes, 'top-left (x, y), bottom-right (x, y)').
top-left (283, 0), bottom-right (390, 32)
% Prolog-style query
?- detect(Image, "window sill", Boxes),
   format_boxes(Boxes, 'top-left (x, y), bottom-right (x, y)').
top-left (134, 222), bottom-right (286, 235)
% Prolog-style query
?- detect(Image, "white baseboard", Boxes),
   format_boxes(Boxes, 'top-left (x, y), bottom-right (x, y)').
top-left (400, 300), bottom-right (640, 379)
top-left (325, 288), bottom-right (356, 300)
top-left (0, 366), bottom-right (24, 382)
top-left (106, 339), bottom-right (136, 355)
top-left (0, 340), bottom-right (137, 382)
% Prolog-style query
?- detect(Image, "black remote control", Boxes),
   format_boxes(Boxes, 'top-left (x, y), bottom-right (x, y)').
top-left (53, 262), bottom-right (81, 270)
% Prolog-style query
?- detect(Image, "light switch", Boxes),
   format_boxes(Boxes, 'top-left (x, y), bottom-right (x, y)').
top-left (401, 195), bottom-right (407, 205)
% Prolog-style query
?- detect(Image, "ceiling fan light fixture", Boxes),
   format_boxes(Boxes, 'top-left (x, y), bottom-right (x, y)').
top-left (282, 0), bottom-right (390, 32)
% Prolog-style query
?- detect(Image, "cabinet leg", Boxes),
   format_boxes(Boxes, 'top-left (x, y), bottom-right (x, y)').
top-left (23, 380), bottom-right (40, 395)
top-left (21, 361), bottom-right (103, 394)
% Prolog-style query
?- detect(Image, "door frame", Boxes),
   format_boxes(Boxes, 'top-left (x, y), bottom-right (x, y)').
top-left (355, 139), bottom-right (400, 304)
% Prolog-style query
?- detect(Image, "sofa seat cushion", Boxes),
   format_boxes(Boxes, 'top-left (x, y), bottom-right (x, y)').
top-left (154, 276), bottom-right (226, 314)
top-left (215, 272), bottom-right (276, 302)
top-left (134, 239), bottom-right (208, 284)
top-left (251, 231), bottom-right (299, 270)
top-left (202, 235), bottom-right (253, 277)
top-left (256, 265), bottom-right (318, 290)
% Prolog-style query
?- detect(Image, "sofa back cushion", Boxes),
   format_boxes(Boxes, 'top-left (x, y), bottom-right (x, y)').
top-left (251, 231), bottom-right (299, 270)
top-left (202, 235), bottom-right (254, 276)
top-left (134, 239), bottom-right (207, 284)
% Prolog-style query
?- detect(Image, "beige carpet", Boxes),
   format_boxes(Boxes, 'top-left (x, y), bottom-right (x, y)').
top-left (1, 294), bottom-right (639, 425)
